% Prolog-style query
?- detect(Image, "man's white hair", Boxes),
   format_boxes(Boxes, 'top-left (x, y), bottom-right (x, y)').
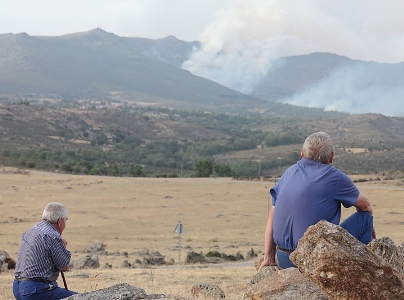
top-left (42, 202), bottom-right (68, 224)
top-left (302, 132), bottom-right (335, 164)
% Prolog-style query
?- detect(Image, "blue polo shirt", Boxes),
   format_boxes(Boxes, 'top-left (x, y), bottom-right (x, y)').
top-left (271, 158), bottom-right (359, 250)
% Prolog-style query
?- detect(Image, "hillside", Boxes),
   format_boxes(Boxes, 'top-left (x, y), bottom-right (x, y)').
top-left (1, 103), bottom-right (403, 176)
top-left (0, 29), bottom-right (259, 111)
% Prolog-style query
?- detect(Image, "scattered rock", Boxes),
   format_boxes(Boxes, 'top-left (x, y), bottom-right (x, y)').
top-left (71, 254), bottom-right (100, 269)
top-left (246, 248), bottom-right (257, 259)
top-left (191, 283), bottom-right (225, 299)
top-left (244, 268), bottom-right (327, 300)
top-left (186, 251), bottom-right (206, 264)
top-left (248, 265), bottom-right (280, 287)
top-left (0, 250), bottom-right (16, 271)
top-left (290, 220), bottom-right (404, 299)
top-left (64, 283), bottom-right (164, 300)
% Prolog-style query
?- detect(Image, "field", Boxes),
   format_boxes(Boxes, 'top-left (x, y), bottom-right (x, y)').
top-left (1, 168), bottom-right (404, 299)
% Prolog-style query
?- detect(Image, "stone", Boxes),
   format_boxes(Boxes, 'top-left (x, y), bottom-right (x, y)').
top-left (64, 283), bottom-right (164, 300)
top-left (248, 265), bottom-right (281, 287)
top-left (83, 242), bottom-right (105, 253)
top-left (191, 283), bottom-right (225, 299)
top-left (244, 267), bottom-right (327, 300)
top-left (142, 251), bottom-right (166, 266)
top-left (71, 254), bottom-right (100, 269)
top-left (0, 250), bottom-right (16, 271)
top-left (186, 251), bottom-right (206, 264)
top-left (368, 237), bottom-right (404, 276)
top-left (246, 248), bottom-right (258, 259)
top-left (290, 220), bottom-right (404, 299)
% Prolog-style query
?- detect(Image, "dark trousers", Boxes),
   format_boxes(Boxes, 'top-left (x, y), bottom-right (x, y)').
top-left (13, 279), bottom-right (77, 300)
top-left (277, 211), bottom-right (374, 269)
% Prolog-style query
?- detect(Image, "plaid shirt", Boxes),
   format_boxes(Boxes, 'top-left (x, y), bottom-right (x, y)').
top-left (14, 220), bottom-right (71, 281)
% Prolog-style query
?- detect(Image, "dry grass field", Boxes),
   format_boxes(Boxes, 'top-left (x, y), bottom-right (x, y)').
top-left (1, 167), bottom-right (404, 299)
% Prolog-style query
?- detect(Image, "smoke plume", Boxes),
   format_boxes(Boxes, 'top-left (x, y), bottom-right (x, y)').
top-left (182, 0), bottom-right (404, 116)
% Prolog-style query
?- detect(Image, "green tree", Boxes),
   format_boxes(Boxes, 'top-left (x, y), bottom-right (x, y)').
top-left (194, 159), bottom-right (213, 177)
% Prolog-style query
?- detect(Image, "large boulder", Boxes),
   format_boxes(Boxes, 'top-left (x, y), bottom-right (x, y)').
top-left (368, 237), bottom-right (404, 276)
top-left (244, 267), bottom-right (327, 300)
top-left (290, 220), bottom-right (404, 299)
top-left (71, 254), bottom-right (100, 269)
top-left (64, 283), bottom-right (164, 300)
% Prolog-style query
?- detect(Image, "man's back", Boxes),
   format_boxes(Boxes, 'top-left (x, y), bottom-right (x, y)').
top-left (271, 158), bottom-right (359, 249)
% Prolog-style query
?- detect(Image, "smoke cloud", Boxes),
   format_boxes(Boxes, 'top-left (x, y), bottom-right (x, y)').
top-left (182, 0), bottom-right (404, 116)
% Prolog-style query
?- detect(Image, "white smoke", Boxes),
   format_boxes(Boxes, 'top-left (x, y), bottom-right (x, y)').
top-left (182, 0), bottom-right (404, 115)
top-left (281, 63), bottom-right (404, 117)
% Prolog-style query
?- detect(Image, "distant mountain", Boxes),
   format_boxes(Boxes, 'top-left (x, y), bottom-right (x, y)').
top-left (251, 52), bottom-right (404, 116)
top-left (0, 28), bottom-right (258, 111)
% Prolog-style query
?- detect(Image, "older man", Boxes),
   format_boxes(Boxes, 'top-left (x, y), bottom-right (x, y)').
top-left (13, 202), bottom-right (78, 300)
top-left (259, 132), bottom-right (375, 270)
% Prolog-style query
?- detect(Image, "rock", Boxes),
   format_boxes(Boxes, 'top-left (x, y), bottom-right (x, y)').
top-left (0, 250), bottom-right (16, 271)
top-left (143, 251), bottom-right (166, 266)
top-left (244, 267), bottom-right (327, 300)
top-left (246, 248), bottom-right (258, 259)
top-left (71, 254), bottom-right (100, 269)
top-left (121, 260), bottom-right (131, 268)
top-left (83, 242), bottom-right (105, 253)
top-left (368, 237), bottom-right (404, 276)
top-left (191, 283), bottom-right (225, 299)
top-left (290, 220), bottom-right (404, 299)
top-left (64, 283), bottom-right (164, 300)
top-left (248, 265), bottom-right (281, 287)
top-left (102, 263), bottom-right (112, 269)
top-left (186, 251), bottom-right (206, 264)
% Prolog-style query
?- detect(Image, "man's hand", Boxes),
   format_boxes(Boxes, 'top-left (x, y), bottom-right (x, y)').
top-left (372, 227), bottom-right (376, 239)
top-left (258, 258), bottom-right (277, 272)
top-left (62, 238), bottom-right (68, 246)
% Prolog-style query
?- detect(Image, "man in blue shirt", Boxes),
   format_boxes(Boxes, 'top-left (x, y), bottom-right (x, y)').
top-left (13, 202), bottom-right (78, 300)
top-left (259, 132), bottom-right (375, 270)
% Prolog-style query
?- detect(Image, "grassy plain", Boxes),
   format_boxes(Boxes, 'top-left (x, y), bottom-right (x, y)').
top-left (1, 168), bottom-right (404, 299)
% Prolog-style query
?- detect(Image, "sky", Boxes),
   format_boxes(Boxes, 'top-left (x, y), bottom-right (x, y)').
top-left (2, 0), bottom-right (404, 116)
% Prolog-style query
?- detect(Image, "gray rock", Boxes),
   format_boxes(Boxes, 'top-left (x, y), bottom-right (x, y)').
top-left (290, 220), bottom-right (404, 299)
top-left (64, 283), bottom-right (164, 300)
top-left (71, 254), bottom-right (100, 269)
top-left (248, 265), bottom-right (281, 287)
top-left (244, 267), bottom-right (327, 300)
top-left (0, 250), bottom-right (16, 271)
top-left (191, 282), bottom-right (225, 299)
top-left (368, 237), bottom-right (404, 276)
top-left (186, 251), bottom-right (206, 264)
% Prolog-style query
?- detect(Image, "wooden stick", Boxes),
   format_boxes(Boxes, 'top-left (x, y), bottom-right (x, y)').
top-left (61, 271), bottom-right (68, 290)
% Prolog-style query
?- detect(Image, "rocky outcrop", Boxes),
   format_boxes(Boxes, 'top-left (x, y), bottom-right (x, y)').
top-left (186, 251), bottom-right (206, 264)
top-left (290, 220), bottom-right (404, 299)
top-left (245, 267), bottom-right (327, 300)
top-left (191, 283), bottom-right (225, 299)
top-left (70, 254), bottom-right (100, 269)
top-left (64, 283), bottom-right (164, 300)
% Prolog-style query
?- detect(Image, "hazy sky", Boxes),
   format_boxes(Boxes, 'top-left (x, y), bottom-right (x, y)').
top-left (0, 0), bottom-right (233, 41)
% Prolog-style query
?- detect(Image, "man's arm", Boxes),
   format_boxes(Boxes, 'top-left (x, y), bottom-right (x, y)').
top-left (354, 192), bottom-right (376, 238)
top-left (258, 205), bottom-right (277, 271)
top-left (354, 193), bottom-right (373, 215)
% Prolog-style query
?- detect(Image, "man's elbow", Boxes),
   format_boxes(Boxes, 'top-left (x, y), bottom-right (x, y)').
top-left (354, 193), bottom-right (373, 215)
top-left (59, 266), bottom-right (69, 272)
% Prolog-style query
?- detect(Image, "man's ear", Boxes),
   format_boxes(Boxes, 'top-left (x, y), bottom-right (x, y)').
top-left (301, 150), bottom-right (304, 158)
top-left (329, 152), bottom-right (334, 164)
